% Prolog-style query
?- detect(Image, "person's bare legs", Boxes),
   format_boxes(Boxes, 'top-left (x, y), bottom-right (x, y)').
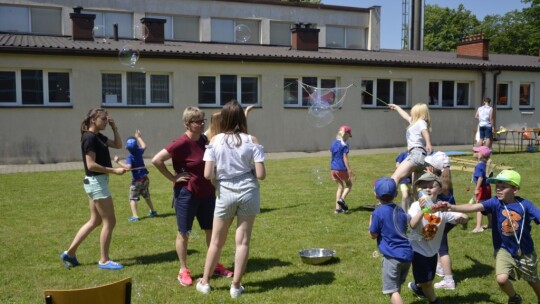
top-left (144, 198), bottom-right (156, 213)
top-left (473, 211), bottom-right (484, 231)
top-left (200, 217), bottom-right (234, 285)
top-left (231, 215), bottom-right (256, 289)
top-left (392, 161), bottom-right (415, 187)
top-left (496, 273), bottom-right (517, 297)
top-left (176, 232), bottom-right (189, 271)
top-left (418, 281), bottom-right (437, 302)
top-left (129, 199), bottom-right (139, 218)
top-left (66, 197), bottom-right (103, 257)
top-left (389, 291), bottom-right (404, 304)
top-left (527, 281), bottom-right (540, 300)
top-left (340, 179), bottom-right (352, 201)
top-left (93, 196), bottom-right (116, 263)
top-left (334, 180), bottom-right (344, 209)
top-left (439, 254), bottom-right (452, 277)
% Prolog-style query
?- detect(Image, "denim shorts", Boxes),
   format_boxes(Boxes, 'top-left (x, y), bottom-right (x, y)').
top-left (405, 147), bottom-right (427, 169)
top-left (215, 173), bottom-right (260, 219)
top-left (83, 174), bottom-right (111, 200)
top-left (173, 187), bottom-right (215, 235)
top-left (479, 126), bottom-right (493, 139)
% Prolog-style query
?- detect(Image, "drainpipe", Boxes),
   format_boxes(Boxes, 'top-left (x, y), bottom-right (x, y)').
top-left (492, 69), bottom-right (502, 128)
top-left (480, 69), bottom-right (486, 100)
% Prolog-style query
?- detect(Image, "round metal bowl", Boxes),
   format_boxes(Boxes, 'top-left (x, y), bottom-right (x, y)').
top-left (298, 248), bottom-right (336, 265)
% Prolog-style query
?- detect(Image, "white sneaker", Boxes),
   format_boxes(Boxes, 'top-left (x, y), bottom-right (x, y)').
top-left (230, 285), bottom-right (244, 298)
top-left (196, 279), bottom-right (211, 294)
top-left (436, 263), bottom-right (444, 277)
top-left (434, 279), bottom-right (455, 290)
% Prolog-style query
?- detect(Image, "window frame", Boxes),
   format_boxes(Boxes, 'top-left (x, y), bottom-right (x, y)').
top-left (197, 74), bottom-right (260, 107)
top-left (85, 10), bottom-right (133, 39)
top-left (146, 14), bottom-right (200, 41)
top-left (519, 82), bottom-right (533, 108)
top-left (360, 78), bottom-right (408, 107)
top-left (326, 25), bottom-right (366, 49)
top-left (0, 5), bottom-right (61, 35)
top-left (270, 21), bottom-right (293, 46)
top-left (283, 77), bottom-right (337, 108)
top-left (428, 80), bottom-right (471, 108)
top-left (101, 71), bottom-right (172, 107)
top-left (0, 69), bottom-right (71, 107)
top-left (211, 18), bottom-right (260, 44)
top-left (496, 82), bottom-right (511, 109)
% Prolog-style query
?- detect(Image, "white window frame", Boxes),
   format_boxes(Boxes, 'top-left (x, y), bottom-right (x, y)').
top-left (0, 5), bottom-right (61, 35)
top-left (283, 77), bottom-right (337, 108)
top-left (146, 14), bottom-right (200, 41)
top-left (198, 74), bottom-right (260, 107)
top-left (211, 18), bottom-right (260, 44)
top-left (326, 25), bottom-right (366, 49)
top-left (519, 82), bottom-right (533, 108)
top-left (360, 78), bottom-right (408, 107)
top-left (86, 10), bottom-right (133, 39)
top-left (101, 71), bottom-right (171, 107)
top-left (0, 69), bottom-right (71, 106)
top-left (496, 82), bottom-right (511, 109)
top-left (270, 21), bottom-right (293, 46)
top-left (428, 80), bottom-right (471, 108)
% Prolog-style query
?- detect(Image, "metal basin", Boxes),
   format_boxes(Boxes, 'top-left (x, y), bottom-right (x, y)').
top-left (298, 248), bottom-right (336, 265)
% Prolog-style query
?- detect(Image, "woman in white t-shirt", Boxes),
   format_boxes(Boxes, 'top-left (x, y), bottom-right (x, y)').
top-left (197, 100), bottom-right (266, 299)
top-left (475, 97), bottom-right (494, 148)
top-left (389, 103), bottom-right (432, 187)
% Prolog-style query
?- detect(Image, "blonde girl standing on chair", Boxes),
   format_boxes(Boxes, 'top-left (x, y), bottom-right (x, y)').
top-left (389, 103), bottom-right (432, 186)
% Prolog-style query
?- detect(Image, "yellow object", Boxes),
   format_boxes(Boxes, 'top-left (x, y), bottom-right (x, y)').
top-left (44, 277), bottom-right (132, 304)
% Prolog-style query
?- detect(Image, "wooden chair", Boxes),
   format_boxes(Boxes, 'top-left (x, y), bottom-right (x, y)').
top-left (44, 277), bottom-right (131, 304)
top-left (494, 129), bottom-right (509, 153)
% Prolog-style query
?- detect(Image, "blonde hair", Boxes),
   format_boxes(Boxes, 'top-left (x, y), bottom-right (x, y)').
top-left (206, 111), bottom-right (222, 139)
top-left (336, 129), bottom-right (347, 140)
top-left (182, 106), bottom-right (204, 126)
top-left (409, 103), bottom-right (431, 131)
top-left (440, 168), bottom-right (453, 196)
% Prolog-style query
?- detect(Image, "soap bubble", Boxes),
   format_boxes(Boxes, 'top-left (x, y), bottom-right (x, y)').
top-left (311, 168), bottom-right (326, 185)
top-left (118, 45), bottom-right (140, 68)
top-left (235, 24), bottom-right (251, 43)
top-left (307, 101), bottom-right (334, 128)
top-left (134, 24), bottom-right (149, 40)
top-left (92, 25), bottom-right (109, 43)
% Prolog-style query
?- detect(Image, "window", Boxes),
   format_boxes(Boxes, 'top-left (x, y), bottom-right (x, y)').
top-left (326, 25), bottom-right (366, 49)
top-left (198, 75), bottom-right (259, 106)
top-left (0, 5), bottom-right (61, 35)
top-left (146, 14), bottom-right (199, 41)
top-left (86, 10), bottom-right (132, 38)
top-left (0, 69), bottom-right (70, 106)
top-left (496, 83), bottom-right (510, 108)
top-left (283, 77), bottom-right (337, 107)
top-left (270, 21), bottom-right (293, 46)
top-left (519, 83), bottom-right (532, 108)
top-left (428, 80), bottom-right (470, 108)
top-left (361, 79), bottom-right (408, 107)
top-left (211, 18), bottom-right (260, 44)
top-left (101, 72), bottom-right (171, 106)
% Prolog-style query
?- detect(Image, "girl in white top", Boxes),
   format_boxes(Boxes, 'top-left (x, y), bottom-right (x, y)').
top-left (197, 100), bottom-right (266, 299)
top-left (475, 97), bottom-right (494, 148)
top-left (389, 103), bottom-right (432, 187)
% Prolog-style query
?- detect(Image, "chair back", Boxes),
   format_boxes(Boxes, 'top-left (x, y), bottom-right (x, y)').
top-left (44, 277), bottom-right (131, 304)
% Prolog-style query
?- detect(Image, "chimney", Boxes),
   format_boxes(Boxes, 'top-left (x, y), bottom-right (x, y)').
top-left (456, 34), bottom-right (489, 60)
top-left (69, 7), bottom-right (96, 41)
top-left (291, 23), bottom-right (320, 51)
top-left (140, 18), bottom-right (166, 44)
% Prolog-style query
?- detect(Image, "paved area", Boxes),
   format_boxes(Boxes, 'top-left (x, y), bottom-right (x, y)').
top-left (0, 145), bottom-right (472, 174)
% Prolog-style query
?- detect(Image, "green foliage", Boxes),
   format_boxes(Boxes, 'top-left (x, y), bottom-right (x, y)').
top-left (424, 4), bottom-right (480, 51)
top-left (1, 152), bottom-right (540, 303)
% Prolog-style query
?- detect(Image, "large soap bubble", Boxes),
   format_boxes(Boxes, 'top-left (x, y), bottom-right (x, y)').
top-left (118, 45), bottom-right (140, 68)
top-left (235, 24), bottom-right (251, 43)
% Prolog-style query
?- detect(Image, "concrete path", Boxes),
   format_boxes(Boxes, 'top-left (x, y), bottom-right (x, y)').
top-left (0, 145), bottom-right (472, 174)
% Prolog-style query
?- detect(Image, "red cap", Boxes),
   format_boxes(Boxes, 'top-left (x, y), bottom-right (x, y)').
top-left (340, 125), bottom-right (352, 137)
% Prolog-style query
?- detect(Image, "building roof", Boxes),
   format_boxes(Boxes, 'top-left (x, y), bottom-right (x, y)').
top-left (1, 33), bottom-right (539, 71)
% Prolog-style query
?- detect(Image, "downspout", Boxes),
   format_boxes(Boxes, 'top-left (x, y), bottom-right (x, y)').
top-left (492, 69), bottom-right (502, 128)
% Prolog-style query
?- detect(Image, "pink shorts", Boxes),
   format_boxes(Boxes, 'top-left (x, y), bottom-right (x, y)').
top-left (476, 184), bottom-right (492, 201)
top-left (331, 170), bottom-right (350, 181)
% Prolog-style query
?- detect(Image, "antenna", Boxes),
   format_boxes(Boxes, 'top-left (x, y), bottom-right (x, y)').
top-left (401, 0), bottom-right (409, 50)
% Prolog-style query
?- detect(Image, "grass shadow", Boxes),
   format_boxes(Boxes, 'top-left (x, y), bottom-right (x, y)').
top-left (261, 204), bottom-right (304, 214)
top-left (249, 271), bottom-right (335, 293)
top-left (454, 255), bottom-right (493, 280)
top-left (247, 257), bottom-right (292, 272)
top-left (130, 249), bottom-right (191, 265)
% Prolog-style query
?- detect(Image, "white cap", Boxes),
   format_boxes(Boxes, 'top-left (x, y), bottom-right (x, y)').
top-left (424, 151), bottom-right (450, 171)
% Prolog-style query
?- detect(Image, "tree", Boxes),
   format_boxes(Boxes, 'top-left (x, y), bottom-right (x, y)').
top-left (423, 4), bottom-right (480, 51)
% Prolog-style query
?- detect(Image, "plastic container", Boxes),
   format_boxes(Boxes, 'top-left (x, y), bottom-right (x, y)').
top-left (417, 189), bottom-right (434, 214)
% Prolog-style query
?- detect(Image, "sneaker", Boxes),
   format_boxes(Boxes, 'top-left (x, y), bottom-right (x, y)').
top-left (436, 263), bottom-right (444, 277)
top-left (98, 260), bottom-right (124, 270)
top-left (178, 269), bottom-right (193, 286)
top-left (128, 216), bottom-right (139, 222)
top-left (508, 293), bottom-right (522, 304)
top-left (408, 281), bottom-right (426, 299)
top-left (434, 279), bottom-right (455, 290)
top-left (214, 263), bottom-right (234, 277)
top-left (471, 227), bottom-right (484, 233)
top-left (148, 210), bottom-right (158, 217)
top-left (334, 208), bottom-right (344, 214)
top-left (337, 198), bottom-right (349, 212)
top-left (60, 251), bottom-right (80, 269)
top-left (196, 279), bottom-right (210, 294)
top-left (230, 285), bottom-right (245, 298)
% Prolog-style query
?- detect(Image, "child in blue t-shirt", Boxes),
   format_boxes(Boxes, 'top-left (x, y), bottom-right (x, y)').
top-left (443, 170), bottom-right (540, 304)
top-left (471, 145), bottom-right (492, 233)
top-left (114, 129), bottom-right (157, 222)
top-left (395, 151), bottom-right (412, 211)
top-left (330, 125), bottom-right (353, 213)
top-left (369, 177), bottom-right (413, 304)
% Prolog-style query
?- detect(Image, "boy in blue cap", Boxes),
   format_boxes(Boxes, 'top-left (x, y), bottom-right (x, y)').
top-left (369, 177), bottom-right (413, 304)
top-left (114, 129), bottom-right (157, 222)
top-left (443, 170), bottom-right (540, 304)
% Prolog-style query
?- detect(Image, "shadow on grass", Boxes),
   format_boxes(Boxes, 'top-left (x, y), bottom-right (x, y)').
top-left (261, 204), bottom-right (303, 214)
top-left (129, 250), bottom-right (192, 265)
top-left (249, 271), bottom-right (335, 293)
top-left (410, 292), bottom-right (493, 304)
top-left (248, 257), bottom-right (292, 272)
top-left (141, 212), bottom-right (175, 220)
top-left (454, 255), bottom-right (493, 281)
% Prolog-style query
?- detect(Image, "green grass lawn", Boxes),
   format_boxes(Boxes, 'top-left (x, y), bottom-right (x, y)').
top-left (0, 152), bottom-right (539, 303)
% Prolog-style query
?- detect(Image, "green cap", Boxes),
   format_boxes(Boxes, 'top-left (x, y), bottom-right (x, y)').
top-left (487, 170), bottom-right (521, 189)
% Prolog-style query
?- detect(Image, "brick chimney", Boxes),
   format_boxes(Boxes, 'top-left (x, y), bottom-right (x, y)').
top-left (456, 34), bottom-right (489, 60)
top-left (69, 7), bottom-right (95, 41)
top-left (291, 23), bottom-right (320, 51)
top-left (140, 18), bottom-right (166, 44)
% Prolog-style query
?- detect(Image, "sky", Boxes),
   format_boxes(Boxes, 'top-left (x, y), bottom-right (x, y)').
top-left (322, 0), bottom-right (529, 49)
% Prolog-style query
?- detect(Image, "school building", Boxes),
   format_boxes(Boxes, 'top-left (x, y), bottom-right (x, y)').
top-left (1, 0), bottom-right (539, 164)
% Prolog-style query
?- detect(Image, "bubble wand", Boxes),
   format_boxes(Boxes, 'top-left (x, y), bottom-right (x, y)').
top-left (353, 83), bottom-right (391, 106)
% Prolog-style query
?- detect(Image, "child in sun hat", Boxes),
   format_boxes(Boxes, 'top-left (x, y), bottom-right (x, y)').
top-left (369, 177), bottom-right (413, 304)
top-left (114, 129), bottom-right (157, 222)
top-left (441, 170), bottom-right (540, 304)
top-left (470, 145), bottom-right (492, 233)
top-left (330, 125), bottom-right (353, 213)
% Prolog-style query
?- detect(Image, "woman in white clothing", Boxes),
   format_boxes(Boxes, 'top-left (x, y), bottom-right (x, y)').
top-left (475, 97), bottom-right (494, 148)
top-left (197, 100), bottom-right (266, 298)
